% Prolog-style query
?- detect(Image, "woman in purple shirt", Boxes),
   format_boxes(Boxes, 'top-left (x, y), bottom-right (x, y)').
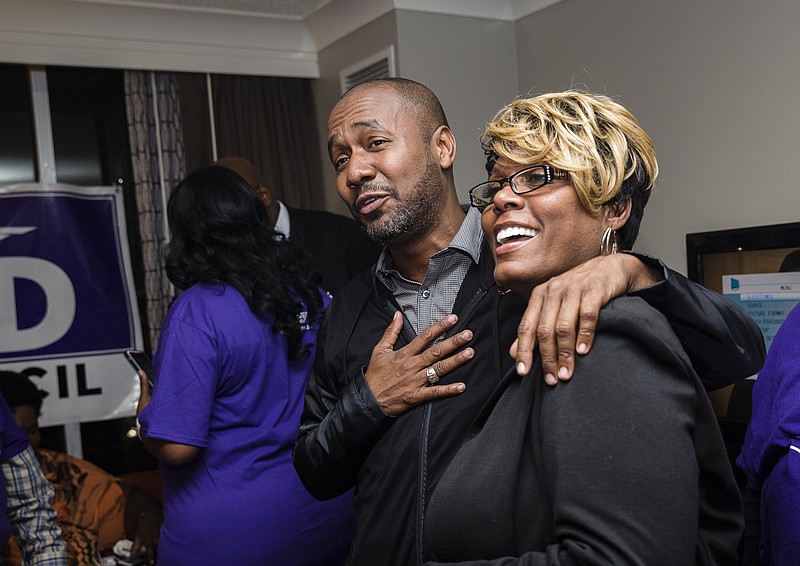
top-left (738, 302), bottom-right (800, 566)
top-left (136, 166), bottom-right (355, 565)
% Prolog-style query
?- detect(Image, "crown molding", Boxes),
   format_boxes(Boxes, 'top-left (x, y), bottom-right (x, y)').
top-left (0, 0), bottom-right (318, 76)
top-left (304, 0), bottom-right (396, 51)
top-left (0, 0), bottom-right (563, 75)
top-left (511, 0), bottom-right (565, 20)
top-left (306, 0), bottom-right (563, 50)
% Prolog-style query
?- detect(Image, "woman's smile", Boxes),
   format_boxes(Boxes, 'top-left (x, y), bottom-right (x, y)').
top-left (494, 224), bottom-right (540, 254)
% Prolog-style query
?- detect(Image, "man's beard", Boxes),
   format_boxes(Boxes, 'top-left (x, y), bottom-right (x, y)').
top-left (360, 158), bottom-right (442, 245)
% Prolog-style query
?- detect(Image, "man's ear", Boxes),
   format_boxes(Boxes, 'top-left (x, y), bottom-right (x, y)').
top-left (430, 125), bottom-right (456, 170)
top-left (604, 198), bottom-right (632, 231)
top-left (257, 184), bottom-right (273, 207)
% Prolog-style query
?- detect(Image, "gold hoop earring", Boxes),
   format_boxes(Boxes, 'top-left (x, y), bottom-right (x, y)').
top-left (600, 227), bottom-right (618, 256)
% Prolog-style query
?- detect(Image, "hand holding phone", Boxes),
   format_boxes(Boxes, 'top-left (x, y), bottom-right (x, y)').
top-left (124, 350), bottom-right (155, 392)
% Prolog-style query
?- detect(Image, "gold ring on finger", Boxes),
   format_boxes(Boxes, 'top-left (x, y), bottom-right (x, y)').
top-left (426, 366), bottom-right (439, 385)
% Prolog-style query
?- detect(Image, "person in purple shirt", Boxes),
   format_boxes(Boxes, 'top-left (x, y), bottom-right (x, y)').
top-left (135, 166), bottom-right (355, 565)
top-left (0, 390), bottom-right (66, 565)
top-left (738, 302), bottom-right (800, 566)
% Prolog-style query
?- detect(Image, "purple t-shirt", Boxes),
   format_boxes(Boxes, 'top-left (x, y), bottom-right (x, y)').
top-left (139, 283), bottom-right (354, 565)
top-left (738, 302), bottom-right (800, 564)
top-left (0, 393), bottom-right (30, 549)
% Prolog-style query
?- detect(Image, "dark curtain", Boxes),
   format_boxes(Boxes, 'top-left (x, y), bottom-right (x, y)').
top-left (124, 71), bottom-right (185, 352)
top-left (211, 75), bottom-right (324, 210)
top-left (175, 72), bottom-right (213, 176)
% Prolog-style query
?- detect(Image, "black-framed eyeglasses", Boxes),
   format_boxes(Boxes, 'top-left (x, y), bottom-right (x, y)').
top-left (468, 165), bottom-right (569, 207)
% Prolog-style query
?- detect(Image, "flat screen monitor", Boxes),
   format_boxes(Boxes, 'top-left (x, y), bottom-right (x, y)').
top-left (686, 221), bottom-right (800, 352)
top-left (686, 222), bottom-right (800, 492)
top-left (685, 222), bottom-right (800, 425)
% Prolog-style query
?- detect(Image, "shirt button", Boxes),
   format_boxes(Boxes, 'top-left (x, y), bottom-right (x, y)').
top-left (421, 289), bottom-right (430, 299)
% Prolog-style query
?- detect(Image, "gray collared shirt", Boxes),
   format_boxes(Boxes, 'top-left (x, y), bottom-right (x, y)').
top-left (376, 207), bottom-right (484, 335)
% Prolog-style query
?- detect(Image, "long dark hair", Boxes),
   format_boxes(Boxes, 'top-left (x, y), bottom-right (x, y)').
top-left (164, 166), bottom-right (323, 359)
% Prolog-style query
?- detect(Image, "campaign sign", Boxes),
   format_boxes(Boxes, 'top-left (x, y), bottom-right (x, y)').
top-left (0, 184), bottom-right (143, 425)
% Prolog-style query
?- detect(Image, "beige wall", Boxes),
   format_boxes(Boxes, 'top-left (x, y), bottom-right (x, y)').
top-left (514, 0), bottom-right (800, 273)
top-left (395, 11), bottom-right (517, 202)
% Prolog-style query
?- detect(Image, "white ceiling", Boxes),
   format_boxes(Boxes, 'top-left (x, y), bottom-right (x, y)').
top-left (66, 0), bottom-right (333, 18)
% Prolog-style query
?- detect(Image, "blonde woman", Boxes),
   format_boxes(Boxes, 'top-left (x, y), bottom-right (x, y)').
top-left (424, 92), bottom-right (743, 565)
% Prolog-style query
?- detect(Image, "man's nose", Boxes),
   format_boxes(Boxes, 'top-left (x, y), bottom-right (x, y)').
top-left (345, 150), bottom-right (377, 188)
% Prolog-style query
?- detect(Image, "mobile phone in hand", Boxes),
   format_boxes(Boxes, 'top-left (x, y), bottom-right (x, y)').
top-left (124, 350), bottom-right (155, 392)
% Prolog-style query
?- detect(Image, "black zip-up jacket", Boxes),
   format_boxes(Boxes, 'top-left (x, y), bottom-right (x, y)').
top-left (293, 246), bottom-right (765, 566)
top-left (423, 297), bottom-right (743, 565)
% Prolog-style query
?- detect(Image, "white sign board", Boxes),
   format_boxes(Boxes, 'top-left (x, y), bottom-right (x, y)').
top-left (0, 184), bottom-right (143, 425)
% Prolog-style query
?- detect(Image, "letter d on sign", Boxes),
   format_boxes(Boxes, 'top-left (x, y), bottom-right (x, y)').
top-left (0, 257), bottom-right (76, 353)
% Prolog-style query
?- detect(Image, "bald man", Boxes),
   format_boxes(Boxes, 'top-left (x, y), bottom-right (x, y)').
top-left (214, 157), bottom-right (381, 295)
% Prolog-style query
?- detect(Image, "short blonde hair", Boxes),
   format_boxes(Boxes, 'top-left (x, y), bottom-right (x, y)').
top-left (482, 91), bottom-right (658, 249)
